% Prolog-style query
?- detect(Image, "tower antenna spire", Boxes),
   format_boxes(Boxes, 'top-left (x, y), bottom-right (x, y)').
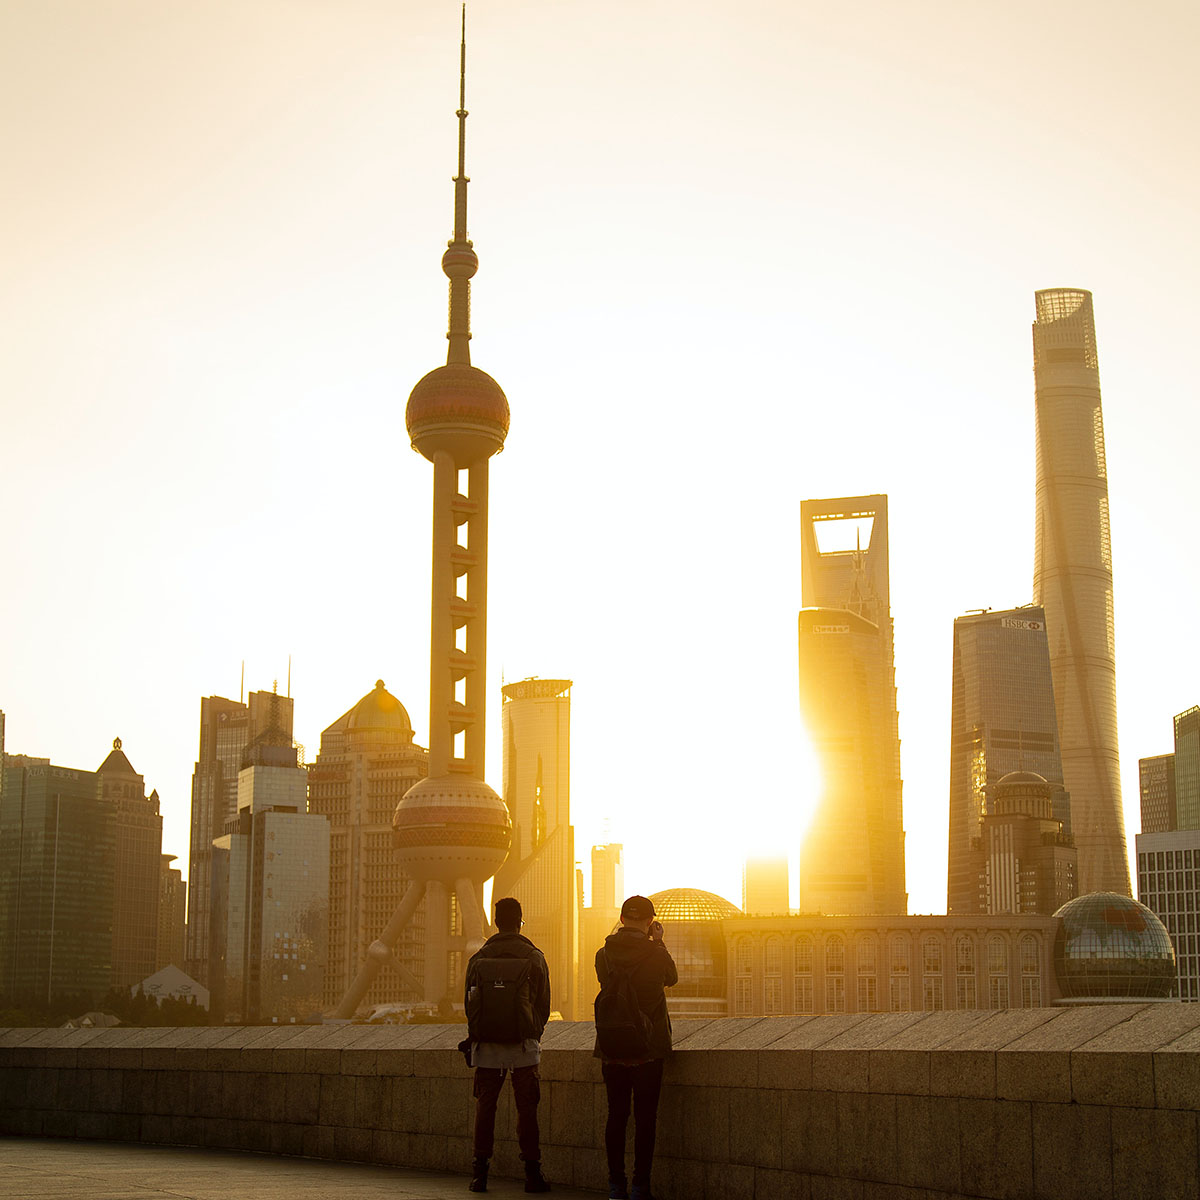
top-left (443, 2), bottom-right (477, 366)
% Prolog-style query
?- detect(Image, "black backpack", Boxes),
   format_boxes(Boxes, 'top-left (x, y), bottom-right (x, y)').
top-left (594, 949), bottom-right (653, 1059)
top-left (466, 955), bottom-right (532, 1043)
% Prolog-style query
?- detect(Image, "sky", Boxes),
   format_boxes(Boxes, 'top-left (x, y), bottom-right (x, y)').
top-left (3, 0), bottom-right (1199, 917)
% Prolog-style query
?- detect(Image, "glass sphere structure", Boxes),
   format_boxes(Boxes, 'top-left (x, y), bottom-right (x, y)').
top-left (649, 889), bottom-right (742, 1017)
top-left (1053, 891), bottom-right (1177, 1001)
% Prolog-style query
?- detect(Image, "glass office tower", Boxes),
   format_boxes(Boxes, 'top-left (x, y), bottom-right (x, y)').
top-left (947, 606), bottom-right (1068, 913)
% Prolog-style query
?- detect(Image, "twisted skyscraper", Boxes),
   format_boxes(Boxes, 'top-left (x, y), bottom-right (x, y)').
top-left (1032, 288), bottom-right (1129, 896)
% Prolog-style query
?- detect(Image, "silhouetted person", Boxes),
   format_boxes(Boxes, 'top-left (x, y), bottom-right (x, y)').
top-left (464, 896), bottom-right (551, 1193)
top-left (594, 895), bottom-right (677, 1200)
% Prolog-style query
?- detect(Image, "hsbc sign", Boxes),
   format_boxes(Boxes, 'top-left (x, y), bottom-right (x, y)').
top-left (1001, 618), bottom-right (1043, 631)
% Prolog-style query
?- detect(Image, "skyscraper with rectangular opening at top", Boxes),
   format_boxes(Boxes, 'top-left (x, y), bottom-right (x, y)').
top-left (797, 495), bottom-right (905, 915)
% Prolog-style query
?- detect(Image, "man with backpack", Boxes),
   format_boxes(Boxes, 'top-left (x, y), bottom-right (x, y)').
top-left (593, 895), bottom-right (678, 1200)
top-left (463, 896), bottom-right (552, 1194)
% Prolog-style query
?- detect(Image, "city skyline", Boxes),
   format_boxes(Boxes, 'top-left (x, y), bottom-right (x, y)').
top-left (3, 2), bottom-right (1200, 915)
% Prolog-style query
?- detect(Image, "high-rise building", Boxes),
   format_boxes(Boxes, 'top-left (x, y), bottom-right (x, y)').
top-left (1136, 828), bottom-right (1199, 1000)
top-left (1032, 287), bottom-right (1128, 895)
top-left (493, 678), bottom-right (578, 1018)
top-left (1140, 753), bottom-right (1178, 835)
top-left (947, 606), bottom-right (1070, 913)
top-left (156, 854), bottom-right (186, 971)
top-left (97, 739), bottom-right (162, 990)
top-left (742, 856), bottom-right (790, 915)
top-left (591, 843), bottom-right (624, 912)
top-left (1174, 708), bottom-right (1200, 830)
top-left (211, 725), bottom-right (329, 1023)
top-left (0, 756), bottom-right (115, 1006)
top-left (333, 17), bottom-right (513, 1018)
top-left (307, 682), bottom-right (427, 1013)
top-left (798, 496), bottom-right (905, 916)
top-left (970, 770), bottom-right (1076, 916)
top-left (185, 689), bottom-right (294, 984)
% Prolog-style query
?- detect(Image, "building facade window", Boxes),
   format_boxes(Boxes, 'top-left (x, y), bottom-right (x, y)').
top-left (794, 936), bottom-right (813, 1014)
top-left (890, 936), bottom-right (911, 1011)
top-left (857, 936), bottom-right (878, 1012)
top-left (734, 937), bottom-right (753, 1015)
top-left (988, 936), bottom-right (1009, 1009)
top-left (955, 936), bottom-right (977, 1009)
top-left (825, 935), bottom-right (845, 1013)
top-left (764, 936), bottom-right (783, 1016)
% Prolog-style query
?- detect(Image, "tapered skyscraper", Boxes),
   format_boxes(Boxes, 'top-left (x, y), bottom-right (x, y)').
top-left (333, 11), bottom-right (512, 1017)
top-left (797, 496), bottom-right (906, 915)
top-left (1032, 288), bottom-right (1129, 896)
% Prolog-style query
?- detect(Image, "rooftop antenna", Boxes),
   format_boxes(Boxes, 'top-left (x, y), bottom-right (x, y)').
top-left (445, 1), bottom-right (473, 366)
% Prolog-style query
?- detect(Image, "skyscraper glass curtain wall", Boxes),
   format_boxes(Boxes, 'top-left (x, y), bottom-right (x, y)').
top-left (1031, 289), bottom-right (1128, 895)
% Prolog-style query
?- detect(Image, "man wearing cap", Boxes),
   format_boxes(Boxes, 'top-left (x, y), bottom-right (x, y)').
top-left (594, 895), bottom-right (678, 1200)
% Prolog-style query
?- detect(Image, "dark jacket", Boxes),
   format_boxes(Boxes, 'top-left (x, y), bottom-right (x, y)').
top-left (465, 930), bottom-right (551, 1041)
top-left (593, 927), bottom-right (678, 1060)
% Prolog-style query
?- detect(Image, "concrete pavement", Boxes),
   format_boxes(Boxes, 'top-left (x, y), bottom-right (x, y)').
top-left (0, 1138), bottom-right (604, 1199)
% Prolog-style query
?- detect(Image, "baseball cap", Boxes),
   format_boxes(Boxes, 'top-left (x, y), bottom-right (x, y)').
top-left (620, 895), bottom-right (656, 921)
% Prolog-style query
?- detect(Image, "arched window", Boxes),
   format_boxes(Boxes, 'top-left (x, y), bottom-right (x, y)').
top-left (955, 936), bottom-right (977, 1010)
top-left (889, 936), bottom-right (911, 1011)
top-left (794, 936), bottom-right (814, 1014)
top-left (764, 936), bottom-right (783, 1015)
top-left (988, 937), bottom-right (1009, 1010)
top-left (1019, 935), bottom-right (1041, 1008)
top-left (733, 937), bottom-right (753, 1015)
top-left (857, 936), bottom-right (878, 1012)
top-left (824, 935), bottom-right (846, 1013)
top-left (795, 935), bottom-right (814, 974)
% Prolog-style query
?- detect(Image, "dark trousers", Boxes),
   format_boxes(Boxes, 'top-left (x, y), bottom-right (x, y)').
top-left (472, 1065), bottom-right (541, 1161)
top-left (602, 1058), bottom-right (665, 1186)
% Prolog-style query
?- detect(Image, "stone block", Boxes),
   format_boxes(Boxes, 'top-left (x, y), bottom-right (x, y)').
top-left (753, 1166), bottom-right (812, 1200)
top-left (1071, 1050), bottom-right (1155, 1108)
top-left (570, 1048), bottom-right (602, 1082)
top-left (188, 1070), bottom-right (223, 1118)
top-left (92, 1068), bottom-right (124, 1113)
top-left (882, 1010), bottom-right (991, 1050)
top-left (1082, 1002), bottom-right (1200, 1052)
top-left (56, 1066), bottom-right (87, 1110)
top-left (170, 1115), bottom-right (205, 1146)
top-left (42, 1046), bottom-right (78, 1069)
top-left (0, 1108), bottom-right (41, 1135)
top-left (374, 1048), bottom-right (415, 1078)
top-left (1111, 1105), bottom-right (1199, 1199)
top-left (652, 1156), bottom-right (706, 1200)
top-left (757, 1047), bottom-right (812, 1091)
top-left (120, 1069), bottom-right (155, 1114)
top-left (139, 1112), bottom-right (174, 1144)
top-left (318, 1071), bottom-right (357, 1126)
top-left (407, 1131), bottom-right (449, 1172)
top-left (681, 1084), bottom-right (729, 1162)
top-left (928, 1049), bottom-right (993, 1099)
top-left (222, 1070), bottom-right (271, 1121)
top-left (333, 1123), bottom-right (374, 1162)
top-left (868, 1050), bottom-right (929, 1096)
top-left (427, 1074), bottom-right (471, 1138)
top-left (537, 1049), bottom-right (574, 1081)
top-left (959, 1097), bottom-right (1031, 1200)
top-left (809, 1175), bottom-right (865, 1199)
top-left (542, 1022), bottom-right (596, 1050)
top-left (354, 1073), bottom-right (391, 1130)
top-left (727, 1016), bottom-right (817, 1049)
top-left (270, 1121), bottom-right (308, 1157)
top-left (824, 1013), bottom-right (927, 1050)
top-left (569, 1144), bottom-right (607, 1191)
top-left (340, 1048), bottom-right (379, 1076)
top-left (154, 1066), bottom-right (192, 1116)
top-left (704, 1160), bottom-right (756, 1200)
top-left (304, 1047), bottom-right (343, 1074)
top-left (548, 1078), bottom-right (594, 1147)
top-left (413, 1048), bottom-right (461, 1077)
top-left (995, 1049), bottom-right (1071, 1102)
top-left (1005, 1004), bottom-right (1136, 1052)
top-left (812, 1048), bottom-right (869, 1093)
top-left (0, 1067), bottom-right (28, 1109)
top-left (262, 1070), bottom-right (290, 1123)
top-left (371, 1127), bottom-right (416, 1167)
top-left (236, 1118), bottom-right (275, 1153)
top-left (654, 1084), bottom-right (685, 1158)
top-left (690, 1048), bottom-right (758, 1087)
top-left (676, 1017), bottom-right (766, 1049)
top-left (834, 1092), bottom-right (874, 1180)
top-left (1155, 1050), bottom-right (1200, 1111)
top-left (782, 1089), bottom-right (838, 1177)
top-left (391, 1073), bottom-right (431, 1133)
top-left (284, 1071), bottom-right (321, 1125)
top-left (893, 1093), bottom-right (960, 1194)
top-left (1031, 1100), bottom-right (1112, 1200)
top-left (729, 1086), bottom-right (783, 1168)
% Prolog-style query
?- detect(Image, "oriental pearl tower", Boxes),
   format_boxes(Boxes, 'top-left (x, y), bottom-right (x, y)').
top-left (332, 10), bottom-right (511, 1017)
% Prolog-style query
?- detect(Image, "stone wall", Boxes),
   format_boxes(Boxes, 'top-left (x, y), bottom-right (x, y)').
top-left (4, 1005), bottom-right (1200, 1199)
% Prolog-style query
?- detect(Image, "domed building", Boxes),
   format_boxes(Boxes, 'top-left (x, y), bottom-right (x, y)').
top-left (308, 681), bottom-right (429, 1012)
top-left (1053, 891), bottom-right (1177, 1003)
top-left (649, 888), bottom-right (742, 1017)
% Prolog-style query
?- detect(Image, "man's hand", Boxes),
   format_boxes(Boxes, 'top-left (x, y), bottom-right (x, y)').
top-left (649, 920), bottom-right (664, 942)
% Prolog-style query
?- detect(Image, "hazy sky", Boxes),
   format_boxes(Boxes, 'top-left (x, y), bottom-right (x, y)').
top-left (3, 0), bottom-right (1199, 916)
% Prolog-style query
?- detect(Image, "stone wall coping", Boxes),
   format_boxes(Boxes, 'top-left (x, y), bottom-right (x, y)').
top-left (6, 1004), bottom-right (1200, 1056)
